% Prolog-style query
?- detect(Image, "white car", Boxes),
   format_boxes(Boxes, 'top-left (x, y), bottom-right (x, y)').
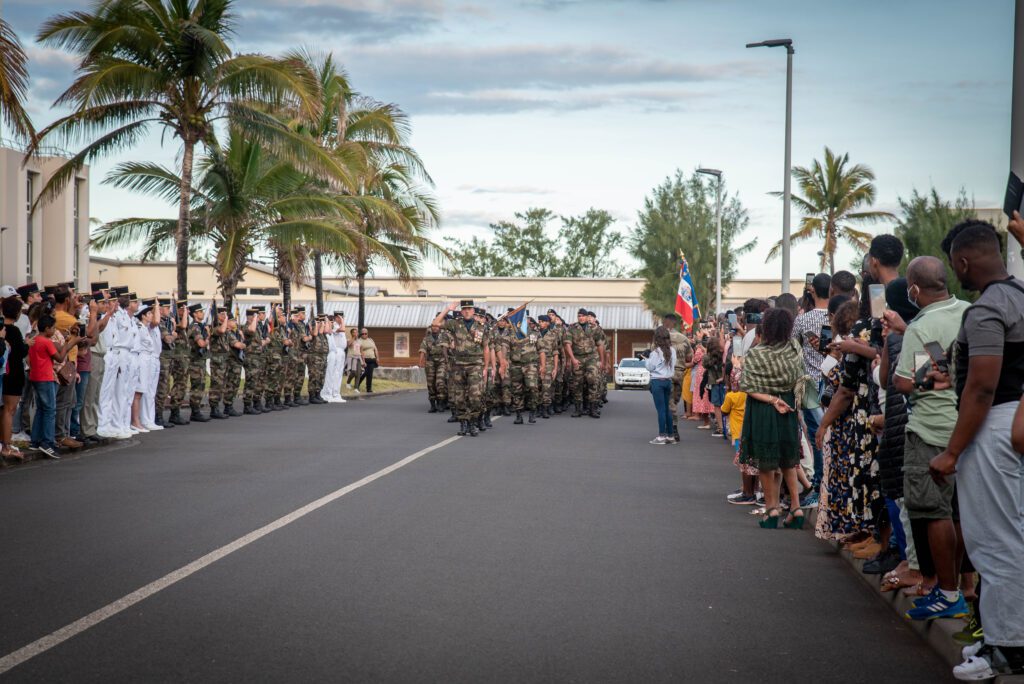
top-left (614, 357), bottom-right (650, 390)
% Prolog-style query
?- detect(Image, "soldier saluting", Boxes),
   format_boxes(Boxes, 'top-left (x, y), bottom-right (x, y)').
top-left (433, 300), bottom-right (489, 437)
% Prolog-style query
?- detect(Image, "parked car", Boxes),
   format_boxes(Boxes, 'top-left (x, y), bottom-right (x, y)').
top-left (614, 357), bottom-right (650, 390)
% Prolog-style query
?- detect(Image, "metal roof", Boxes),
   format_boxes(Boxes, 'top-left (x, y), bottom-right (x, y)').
top-left (228, 300), bottom-right (655, 330)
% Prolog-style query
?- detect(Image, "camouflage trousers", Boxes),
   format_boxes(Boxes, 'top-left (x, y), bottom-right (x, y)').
top-left (449, 362), bottom-right (484, 421)
top-left (224, 359), bottom-right (243, 404)
top-left (510, 362), bottom-right (539, 412)
top-left (424, 357), bottom-right (448, 402)
top-left (307, 353), bottom-right (328, 397)
top-left (540, 363), bottom-right (555, 407)
top-left (208, 355), bottom-right (228, 405)
top-left (498, 371), bottom-right (512, 407)
top-left (188, 356), bottom-right (208, 410)
top-left (278, 354), bottom-right (294, 399)
top-left (572, 354), bottom-right (602, 405)
top-left (291, 354), bottom-right (307, 397)
top-left (670, 368), bottom-right (685, 429)
top-left (156, 354), bottom-right (173, 411)
top-left (244, 354), bottom-right (264, 403)
top-left (167, 354), bottom-right (189, 409)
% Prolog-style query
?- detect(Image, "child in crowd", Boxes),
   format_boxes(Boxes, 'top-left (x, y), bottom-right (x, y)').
top-left (723, 369), bottom-right (757, 506)
top-left (27, 314), bottom-right (80, 459)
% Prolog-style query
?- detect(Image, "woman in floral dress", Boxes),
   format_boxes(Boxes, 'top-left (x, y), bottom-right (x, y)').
top-left (690, 339), bottom-right (714, 427)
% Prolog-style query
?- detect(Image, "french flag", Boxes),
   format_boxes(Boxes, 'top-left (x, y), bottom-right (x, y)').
top-left (674, 257), bottom-right (701, 327)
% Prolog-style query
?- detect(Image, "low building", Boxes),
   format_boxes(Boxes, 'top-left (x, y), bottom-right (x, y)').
top-left (0, 143), bottom-right (89, 287)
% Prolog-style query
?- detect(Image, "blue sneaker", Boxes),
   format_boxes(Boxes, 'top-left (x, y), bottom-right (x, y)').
top-left (912, 585), bottom-right (940, 607)
top-left (905, 590), bottom-right (969, 621)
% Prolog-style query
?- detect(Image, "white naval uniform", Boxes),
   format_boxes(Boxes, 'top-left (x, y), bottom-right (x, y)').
top-left (322, 325), bottom-right (348, 402)
top-left (98, 309), bottom-right (134, 437)
top-left (135, 321), bottom-right (162, 429)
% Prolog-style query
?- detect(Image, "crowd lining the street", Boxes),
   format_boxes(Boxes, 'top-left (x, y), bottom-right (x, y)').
top-left (647, 218), bottom-right (1024, 681)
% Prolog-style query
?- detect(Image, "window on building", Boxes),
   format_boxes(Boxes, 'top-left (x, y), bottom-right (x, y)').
top-left (26, 172), bottom-right (38, 280)
top-left (245, 287), bottom-right (280, 296)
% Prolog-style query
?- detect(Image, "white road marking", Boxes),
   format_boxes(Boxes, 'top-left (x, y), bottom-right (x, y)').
top-left (0, 434), bottom-right (463, 675)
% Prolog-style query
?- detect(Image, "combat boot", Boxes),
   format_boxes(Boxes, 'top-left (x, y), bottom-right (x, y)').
top-left (477, 415), bottom-right (487, 432)
top-left (542, 405), bottom-right (551, 419)
top-left (514, 411), bottom-right (523, 425)
top-left (244, 401), bottom-right (258, 416)
top-left (483, 410), bottom-right (493, 429)
top-left (296, 395), bottom-right (309, 406)
top-left (501, 405), bottom-right (511, 417)
top-left (447, 409), bottom-right (459, 423)
top-left (153, 411), bottom-right (166, 427)
top-left (284, 395), bottom-right (296, 408)
top-left (589, 405), bottom-right (601, 419)
top-left (209, 404), bottom-right (227, 420)
top-left (190, 407), bottom-right (210, 422)
top-left (428, 399), bottom-right (438, 413)
top-left (170, 408), bottom-right (189, 426)
top-left (552, 403), bottom-right (562, 415)
top-left (457, 420), bottom-right (469, 436)
top-left (226, 403), bottom-right (242, 417)
top-left (468, 421), bottom-right (479, 437)
top-left (572, 403), bottom-right (584, 417)
top-left (528, 410), bottom-right (536, 424)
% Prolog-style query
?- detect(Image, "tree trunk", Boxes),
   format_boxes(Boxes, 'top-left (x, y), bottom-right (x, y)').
top-left (281, 276), bottom-right (292, 315)
top-left (175, 138), bottom-right (196, 299)
top-left (357, 270), bottom-right (366, 331)
top-left (313, 251), bottom-right (324, 315)
top-left (223, 280), bottom-right (235, 313)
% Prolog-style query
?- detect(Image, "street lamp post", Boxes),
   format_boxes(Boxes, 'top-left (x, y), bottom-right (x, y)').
top-left (746, 38), bottom-right (794, 293)
top-left (697, 168), bottom-right (722, 315)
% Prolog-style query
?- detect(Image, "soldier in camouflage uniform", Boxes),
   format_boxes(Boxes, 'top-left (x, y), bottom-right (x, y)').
top-left (550, 311), bottom-right (571, 413)
top-left (476, 309), bottom-right (497, 431)
top-left (268, 306), bottom-right (292, 409)
top-left (186, 304), bottom-right (211, 422)
top-left (154, 300), bottom-right (178, 428)
top-left (433, 300), bottom-right (488, 436)
top-left (536, 314), bottom-right (560, 418)
top-left (222, 313), bottom-right (245, 417)
top-left (493, 315), bottom-right (514, 416)
top-left (590, 312), bottom-right (610, 405)
top-left (418, 320), bottom-right (448, 412)
top-left (664, 313), bottom-right (693, 441)
top-left (207, 308), bottom-right (230, 419)
top-left (307, 314), bottom-right (329, 404)
top-left (509, 314), bottom-right (541, 424)
top-left (242, 308), bottom-right (266, 414)
top-left (563, 307), bottom-right (606, 418)
top-left (167, 300), bottom-right (191, 425)
top-left (288, 308), bottom-right (311, 405)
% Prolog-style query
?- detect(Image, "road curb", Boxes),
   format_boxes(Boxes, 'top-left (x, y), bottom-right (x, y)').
top-left (804, 508), bottom-right (1024, 683)
top-left (341, 388), bottom-right (423, 402)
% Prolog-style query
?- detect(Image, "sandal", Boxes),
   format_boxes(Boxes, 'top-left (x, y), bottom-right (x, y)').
top-left (783, 509), bottom-right (806, 529)
top-left (759, 507), bottom-right (781, 529)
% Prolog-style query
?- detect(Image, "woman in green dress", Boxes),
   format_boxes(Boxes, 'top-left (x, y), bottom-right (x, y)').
top-left (739, 308), bottom-right (808, 529)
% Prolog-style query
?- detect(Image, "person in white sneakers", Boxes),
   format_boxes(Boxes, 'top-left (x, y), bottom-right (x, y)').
top-left (135, 299), bottom-right (163, 431)
top-left (321, 312), bottom-right (347, 403)
top-left (97, 289), bottom-right (134, 440)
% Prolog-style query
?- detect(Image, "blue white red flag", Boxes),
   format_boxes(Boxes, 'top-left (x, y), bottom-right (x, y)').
top-left (503, 302), bottom-right (530, 339)
top-left (674, 257), bottom-right (701, 327)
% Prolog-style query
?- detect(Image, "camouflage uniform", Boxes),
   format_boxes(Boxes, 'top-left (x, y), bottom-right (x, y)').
top-left (419, 328), bottom-right (449, 405)
top-left (493, 326), bottom-right (514, 410)
top-left (168, 310), bottom-right (190, 415)
top-left (224, 328), bottom-right (244, 407)
top-left (287, 320), bottom-right (306, 401)
top-left (156, 312), bottom-right (177, 417)
top-left (208, 321), bottom-right (230, 410)
top-left (243, 319), bottom-right (265, 411)
top-left (307, 326), bottom-right (329, 400)
top-left (509, 328), bottom-right (540, 415)
top-left (566, 321), bottom-right (604, 411)
top-left (483, 323), bottom-right (501, 414)
top-left (668, 329), bottom-right (693, 435)
top-left (537, 326), bottom-right (560, 409)
top-left (593, 322), bottom-right (609, 403)
top-left (187, 318), bottom-right (209, 413)
top-left (268, 320), bottom-right (291, 406)
top-left (442, 316), bottom-right (487, 423)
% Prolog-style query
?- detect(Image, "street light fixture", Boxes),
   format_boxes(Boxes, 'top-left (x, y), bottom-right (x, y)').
top-left (696, 167), bottom-right (723, 315)
top-left (747, 37), bottom-right (794, 293)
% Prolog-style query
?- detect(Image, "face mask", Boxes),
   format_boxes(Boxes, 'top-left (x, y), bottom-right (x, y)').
top-left (907, 285), bottom-right (920, 310)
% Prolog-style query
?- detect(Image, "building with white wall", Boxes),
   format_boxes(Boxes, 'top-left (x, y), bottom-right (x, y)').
top-left (0, 143), bottom-right (89, 287)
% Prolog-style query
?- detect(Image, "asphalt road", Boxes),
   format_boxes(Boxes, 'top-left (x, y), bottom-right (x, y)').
top-left (0, 390), bottom-right (952, 683)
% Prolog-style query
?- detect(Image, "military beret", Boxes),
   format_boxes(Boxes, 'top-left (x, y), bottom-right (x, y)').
top-left (538, 315), bottom-right (551, 322)
top-left (474, 307), bottom-right (485, 315)
top-left (547, 308), bottom-right (557, 315)
top-left (16, 282), bottom-right (40, 298)
top-left (528, 317), bottom-right (536, 324)
top-left (91, 281), bottom-right (109, 293)
top-left (577, 308), bottom-right (588, 315)
top-left (460, 299), bottom-right (474, 309)
top-left (188, 304), bottom-right (204, 313)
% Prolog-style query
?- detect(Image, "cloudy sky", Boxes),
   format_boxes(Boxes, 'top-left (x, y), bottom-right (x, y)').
top-left (3, 0), bottom-right (1014, 279)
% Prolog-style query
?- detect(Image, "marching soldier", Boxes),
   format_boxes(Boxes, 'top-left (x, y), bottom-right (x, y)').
top-left (590, 311), bottom-right (610, 405)
top-left (536, 314), bottom-right (559, 418)
top-left (509, 311), bottom-right (540, 424)
top-left (186, 303), bottom-right (211, 422)
top-left (419, 319), bottom-right (448, 413)
top-left (307, 314), bottom-right (329, 404)
top-left (563, 308), bottom-right (606, 418)
top-left (242, 308), bottom-right (266, 414)
top-left (433, 300), bottom-right (488, 436)
top-left (494, 314), bottom-right (513, 416)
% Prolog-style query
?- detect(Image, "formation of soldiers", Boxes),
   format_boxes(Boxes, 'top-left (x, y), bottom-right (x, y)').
top-left (420, 300), bottom-right (612, 436)
top-left (88, 284), bottom-right (350, 437)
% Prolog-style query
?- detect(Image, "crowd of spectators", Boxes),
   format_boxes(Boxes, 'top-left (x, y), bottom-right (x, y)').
top-left (654, 219), bottom-right (1024, 681)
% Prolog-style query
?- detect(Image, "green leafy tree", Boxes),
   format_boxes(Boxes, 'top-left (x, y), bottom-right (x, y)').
top-left (555, 209), bottom-right (624, 277)
top-left (32, 0), bottom-right (345, 298)
top-left (772, 146), bottom-right (893, 273)
top-left (0, 18), bottom-right (35, 142)
top-left (896, 187), bottom-right (977, 301)
top-left (630, 170), bottom-right (754, 317)
top-left (448, 208), bottom-right (558, 277)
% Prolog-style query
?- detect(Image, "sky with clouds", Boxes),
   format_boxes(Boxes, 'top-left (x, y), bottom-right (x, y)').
top-left (2, 0), bottom-right (1015, 279)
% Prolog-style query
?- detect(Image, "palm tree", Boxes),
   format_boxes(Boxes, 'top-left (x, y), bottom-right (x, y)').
top-left (32, 0), bottom-right (348, 299)
top-left (0, 18), bottom-right (36, 142)
top-left (91, 128), bottom-right (379, 309)
top-left (287, 51), bottom-right (440, 317)
top-left (769, 146), bottom-right (893, 273)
